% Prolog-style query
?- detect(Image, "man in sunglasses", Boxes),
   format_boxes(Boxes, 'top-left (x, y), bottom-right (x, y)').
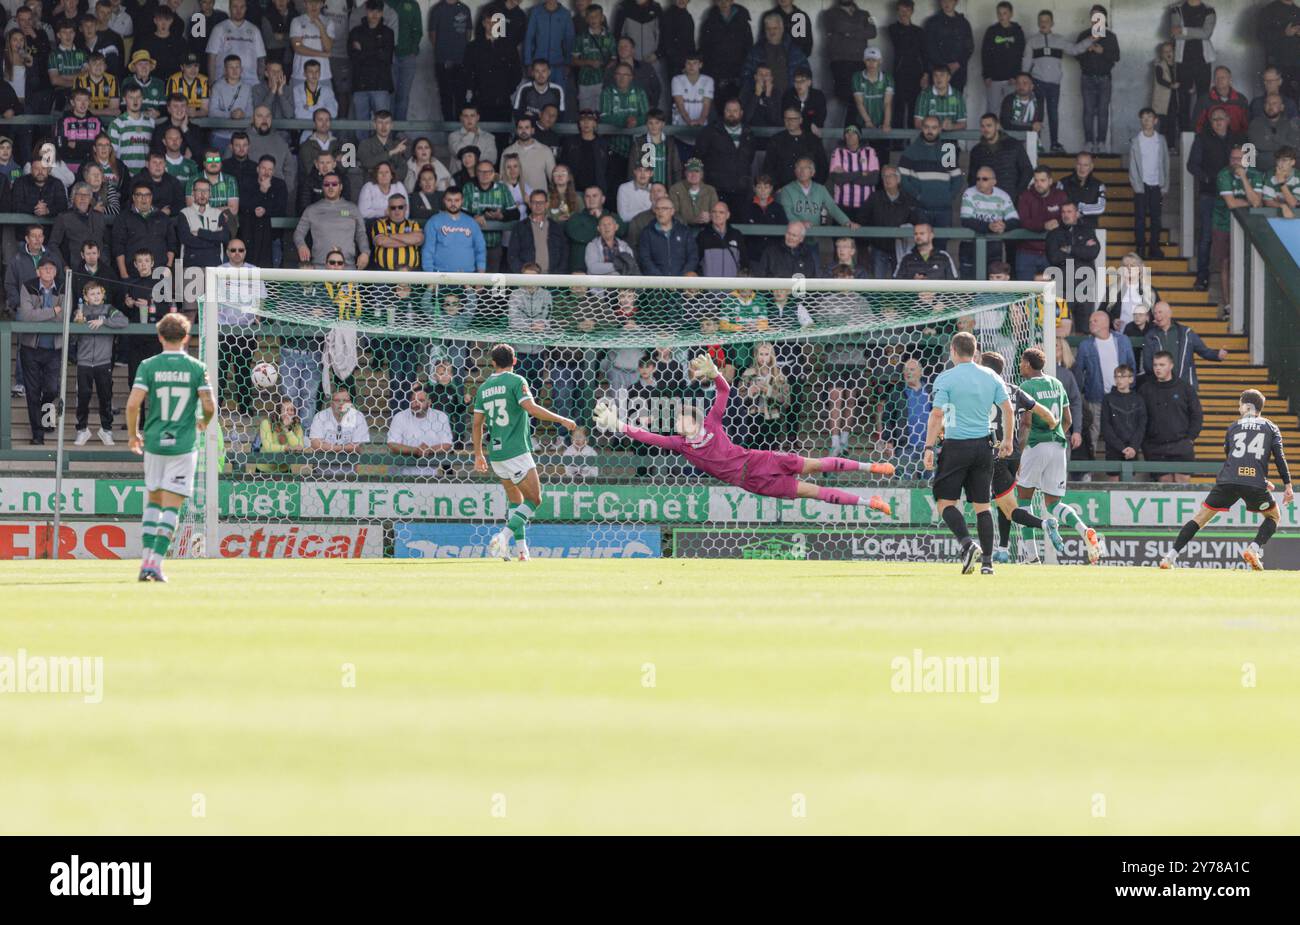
top-left (188, 146), bottom-right (241, 234)
top-left (295, 172), bottom-right (369, 269)
top-left (370, 195), bottom-right (423, 271)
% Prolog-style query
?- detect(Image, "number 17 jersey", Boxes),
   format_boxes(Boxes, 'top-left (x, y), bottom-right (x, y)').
top-left (132, 350), bottom-right (211, 456)
top-left (473, 370), bottom-right (534, 462)
top-left (1218, 415), bottom-right (1290, 488)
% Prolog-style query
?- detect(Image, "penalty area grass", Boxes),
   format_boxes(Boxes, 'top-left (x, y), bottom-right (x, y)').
top-left (1, 559), bottom-right (1297, 834)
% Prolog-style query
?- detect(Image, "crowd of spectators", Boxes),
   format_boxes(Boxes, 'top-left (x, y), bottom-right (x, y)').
top-left (0, 0), bottom-right (1295, 473)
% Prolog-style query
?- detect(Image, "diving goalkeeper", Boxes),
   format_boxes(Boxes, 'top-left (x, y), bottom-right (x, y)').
top-left (594, 355), bottom-right (895, 514)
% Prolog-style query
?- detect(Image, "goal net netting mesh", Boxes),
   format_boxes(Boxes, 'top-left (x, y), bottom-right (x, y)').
top-left (175, 270), bottom-right (1047, 561)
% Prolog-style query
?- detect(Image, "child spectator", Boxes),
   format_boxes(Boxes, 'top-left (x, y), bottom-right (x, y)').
top-left (1262, 146), bottom-right (1299, 219)
top-left (1100, 363), bottom-right (1146, 482)
top-left (72, 279), bottom-right (126, 446)
top-left (562, 425), bottom-right (600, 479)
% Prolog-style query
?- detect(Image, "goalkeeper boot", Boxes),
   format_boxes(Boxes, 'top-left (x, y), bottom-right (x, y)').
top-left (869, 462), bottom-right (896, 477)
top-left (1242, 542), bottom-right (1264, 571)
top-left (960, 540), bottom-right (979, 575)
top-left (867, 495), bottom-right (892, 516)
top-left (487, 530), bottom-right (512, 561)
top-left (1042, 516), bottom-right (1066, 556)
top-left (1083, 527), bottom-right (1103, 565)
top-left (992, 547), bottom-right (1011, 564)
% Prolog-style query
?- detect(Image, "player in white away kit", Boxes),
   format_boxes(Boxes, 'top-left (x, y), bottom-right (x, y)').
top-left (1161, 389), bottom-right (1293, 570)
top-left (125, 315), bottom-right (216, 582)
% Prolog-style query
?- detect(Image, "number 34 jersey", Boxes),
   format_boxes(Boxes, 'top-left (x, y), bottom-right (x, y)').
top-left (1218, 415), bottom-right (1291, 489)
top-left (473, 370), bottom-right (534, 462)
top-left (132, 350), bottom-right (212, 456)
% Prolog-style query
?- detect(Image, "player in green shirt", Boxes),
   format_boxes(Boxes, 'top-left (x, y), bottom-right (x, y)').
top-left (125, 315), bottom-right (215, 582)
top-left (472, 343), bottom-right (577, 561)
top-left (1015, 346), bottom-right (1103, 563)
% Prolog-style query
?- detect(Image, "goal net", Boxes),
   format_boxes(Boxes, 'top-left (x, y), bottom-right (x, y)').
top-left (178, 268), bottom-right (1051, 562)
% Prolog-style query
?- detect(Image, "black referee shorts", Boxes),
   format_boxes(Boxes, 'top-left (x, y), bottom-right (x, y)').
top-left (933, 436), bottom-right (995, 504)
top-left (992, 455), bottom-right (1020, 500)
top-left (1203, 483), bottom-right (1276, 514)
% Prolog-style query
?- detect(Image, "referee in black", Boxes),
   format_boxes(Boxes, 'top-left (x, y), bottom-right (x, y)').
top-left (923, 332), bottom-right (1016, 574)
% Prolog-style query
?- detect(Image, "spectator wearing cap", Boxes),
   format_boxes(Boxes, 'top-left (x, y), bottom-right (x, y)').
top-left (742, 10), bottom-right (809, 99)
top-left (448, 105), bottom-right (499, 173)
top-left (780, 65), bottom-right (827, 138)
top-left (560, 109), bottom-right (609, 194)
top-left (16, 258), bottom-right (65, 446)
top-left (851, 47), bottom-right (893, 133)
top-left (668, 158), bottom-right (718, 226)
top-left (823, 0), bottom-right (877, 113)
top-left (691, 97), bottom-right (755, 219)
top-left (451, 145), bottom-right (481, 189)
top-left (165, 52), bottom-right (210, 117)
top-left (122, 48), bottom-right (168, 118)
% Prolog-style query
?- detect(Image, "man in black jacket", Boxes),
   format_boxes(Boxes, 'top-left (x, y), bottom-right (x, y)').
top-left (507, 189), bottom-right (569, 274)
top-left (348, 0), bottom-right (396, 128)
top-left (861, 164), bottom-right (922, 277)
top-left (1140, 350), bottom-right (1203, 483)
top-left (1045, 201), bottom-right (1100, 330)
top-left (692, 98), bottom-right (755, 217)
top-left (756, 221), bottom-right (818, 278)
top-left (112, 184), bottom-right (177, 278)
top-left (967, 112), bottom-right (1031, 197)
top-left (10, 160), bottom-right (69, 219)
top-left (49, 183), bottom-right (109, 265)
top-left (887, 0), bottom-right (927, 133)
top-left (980, 2), bottom-right (1025, 115)
top-left (1074, 3), bottom-right (1120, 154)
top-left (1186, 109), bottom-right (1244, 289)
top-left (894, 222), bottom-right (957, 279)
top-left (696, 201), bottom-right (747, 277)
top-left (923, 0), bottom-right (975, 92)
top-left (559, 111), bottom-right (608, 195)
top-left (134, 151), bottom-right (188, 217)
top-left (762, 106), bottom-right (828, 189)
top-left (698, 0), bottom-right (753, 105)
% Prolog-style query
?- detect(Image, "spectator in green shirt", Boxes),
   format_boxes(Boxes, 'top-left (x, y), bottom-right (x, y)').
top-left (573, 4), bottom-right (615, 113)
top-left (599, 63), bottom-right (648, 189)
top-left (914, 64), bottom-right (966, 130)
top-left (387, 0), bottom-right (423, 120)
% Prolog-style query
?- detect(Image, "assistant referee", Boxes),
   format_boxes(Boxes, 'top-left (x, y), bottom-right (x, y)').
top-left (924, 332), bottom-right (1015, 575)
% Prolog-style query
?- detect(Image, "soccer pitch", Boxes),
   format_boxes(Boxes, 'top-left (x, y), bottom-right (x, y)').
top-left (2, 560), bottom-right (1297, 835)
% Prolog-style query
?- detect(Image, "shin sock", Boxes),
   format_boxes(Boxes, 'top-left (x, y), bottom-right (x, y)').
top-left (941, 505), bottom-right (972, 544)
top-left (140, 503), bottom-right (162, 568)
top-left (976, 510), bottom-right (994, 560)
top-left (1173, 519), bottom-right (1201, 553)
top-left (814, 457), bottom-right (861, 472)
top-left (1012, 507), bottom-right (1044, 530)
top-left (1255, 518), bottom-right (1277, 548)
top-left (507, 503), bottom-right (535, 542)
top-left (1053, 502), bottom-right (1087, 537)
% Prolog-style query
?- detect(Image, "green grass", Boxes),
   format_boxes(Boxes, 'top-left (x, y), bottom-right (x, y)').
top-left (2, 559), bottom-right (1298, 834)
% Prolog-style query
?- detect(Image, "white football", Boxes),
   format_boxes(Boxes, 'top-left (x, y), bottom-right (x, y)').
top-left (251, 362), bottom-right (279, 389)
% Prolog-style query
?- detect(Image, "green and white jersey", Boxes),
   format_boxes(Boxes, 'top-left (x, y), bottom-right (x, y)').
top-left (850, 70), bottom-right (893, 126)
top-left (108, 112), bottom-right (155, 172)
top-left (915, 86), bottom-right (966, 125)
top-left (132, 350), bottom-right (211, 455)
top-left (1019, 374), bottom-right (1067, 447)
top-left (473, 370), bottom-right (534, 462)
top-left (1262, 171), bottom-right (1300, 203)
top-left (1213, 166), bottom-right (1264, 231)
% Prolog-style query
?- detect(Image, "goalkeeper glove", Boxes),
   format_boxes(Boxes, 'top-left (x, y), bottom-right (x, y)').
top-left (592, 401), bottom-right (621, 432)
top-left (689, 353), bottom-right (719, 381)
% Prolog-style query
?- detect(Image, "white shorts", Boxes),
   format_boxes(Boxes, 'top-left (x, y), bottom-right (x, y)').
top-left (144, 450), bottom-right (198, 497)
top-left (1017, 442), bottom-right (1068, 497)
top-left (491, 452), bottom-right (536, 485)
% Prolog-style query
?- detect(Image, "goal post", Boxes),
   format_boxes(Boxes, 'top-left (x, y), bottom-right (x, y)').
top-left (183, 267), bottom-right (1053, 561)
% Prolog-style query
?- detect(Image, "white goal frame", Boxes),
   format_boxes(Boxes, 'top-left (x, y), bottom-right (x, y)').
top-left (200, 267), bottom-right (1055, 559)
